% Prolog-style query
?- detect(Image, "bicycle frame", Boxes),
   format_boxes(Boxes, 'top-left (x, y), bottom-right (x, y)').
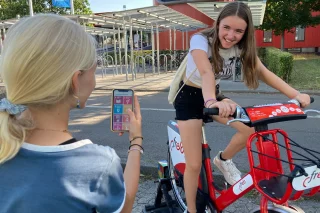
top-left (168, 118), bottom-right (320, 213)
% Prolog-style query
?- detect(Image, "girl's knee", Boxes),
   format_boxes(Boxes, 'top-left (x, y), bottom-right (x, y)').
top-left (185, 161), bottom-right (202, 173)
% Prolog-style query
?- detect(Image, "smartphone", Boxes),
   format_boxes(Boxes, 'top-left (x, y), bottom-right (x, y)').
top-left (111, 89), bottom-right (134, 132)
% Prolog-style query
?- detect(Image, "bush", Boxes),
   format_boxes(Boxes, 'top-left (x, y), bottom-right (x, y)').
top-left (260, 47), bottom-right (293, 83)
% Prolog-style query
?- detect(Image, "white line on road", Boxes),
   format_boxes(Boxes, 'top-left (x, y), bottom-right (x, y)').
top-left (86, 105), bottom-right (175, 112)
top-left (85, 105), bottom-right (320, 118)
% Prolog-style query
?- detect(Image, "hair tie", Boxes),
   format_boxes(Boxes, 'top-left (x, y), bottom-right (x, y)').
top-left (0, 98), bottom-right (27, 115)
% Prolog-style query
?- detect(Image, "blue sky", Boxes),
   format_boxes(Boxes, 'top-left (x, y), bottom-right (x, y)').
top-left (88, 0), bottom-right (154, 13)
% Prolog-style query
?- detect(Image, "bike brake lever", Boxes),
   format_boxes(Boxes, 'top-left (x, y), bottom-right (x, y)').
top-left (227, 118), bottom-right (251, 126)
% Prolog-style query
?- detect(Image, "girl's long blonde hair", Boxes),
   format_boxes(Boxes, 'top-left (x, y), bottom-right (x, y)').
top-left (0, 14), bottom-right (97, 164)
top-left (201, 2), bottom-right (259, 89)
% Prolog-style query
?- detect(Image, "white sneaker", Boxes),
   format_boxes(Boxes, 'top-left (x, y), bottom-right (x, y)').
top-left (213, 151), bottom-right (241, 185)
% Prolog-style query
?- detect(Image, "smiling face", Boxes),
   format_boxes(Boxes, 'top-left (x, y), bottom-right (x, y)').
top-left (218, 15), bottom-right (247, 49)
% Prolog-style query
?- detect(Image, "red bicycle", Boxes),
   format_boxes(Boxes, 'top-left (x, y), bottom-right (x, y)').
top-left (162, 98), bottom-right (319, 213)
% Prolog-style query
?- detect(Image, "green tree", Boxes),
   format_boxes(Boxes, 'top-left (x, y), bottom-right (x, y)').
top-left (0, 0), bottom-right (92, 20)
top-left (260, 0), bottom-right (320, 50)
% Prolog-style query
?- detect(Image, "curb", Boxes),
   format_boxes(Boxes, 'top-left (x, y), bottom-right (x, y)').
top-left (121, 163), bottom-right (228, 183)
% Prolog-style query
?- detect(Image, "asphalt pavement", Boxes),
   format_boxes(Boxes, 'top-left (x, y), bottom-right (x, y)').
top-left (1, 67), bottom-right (319, 212)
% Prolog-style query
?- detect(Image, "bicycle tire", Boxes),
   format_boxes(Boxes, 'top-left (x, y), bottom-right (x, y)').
top-left (168, 151), bottom-right (217, 213)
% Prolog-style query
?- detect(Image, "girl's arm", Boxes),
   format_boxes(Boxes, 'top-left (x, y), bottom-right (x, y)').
top-left (257, 57), bottom-right (310, 107)
top-left (191, 50), bottom-right (217, 102)
top-left (191, 50), bottom-right (236, 117)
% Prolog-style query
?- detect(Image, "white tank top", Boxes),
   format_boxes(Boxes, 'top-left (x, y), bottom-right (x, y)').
top-left (186, 34), bottom-right (242, 87)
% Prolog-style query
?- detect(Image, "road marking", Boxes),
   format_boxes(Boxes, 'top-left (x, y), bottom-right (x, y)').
top-left (85, 105), bottom-right (320, 117)
top-left (86, 105), bottom-right (175, 112)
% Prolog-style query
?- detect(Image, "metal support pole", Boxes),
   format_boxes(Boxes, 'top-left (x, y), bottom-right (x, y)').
top-left (105, 35), bottom-right (108, 58)
top-left (70, 0), bottom-right (74, 15)
top-left (182, 31), bottom-right (185, 51)
top-left (174, 27), bottom-right (176, 59)
top-left (151, 25), bottom-right (155, 74)
top-left (123, 21), bottom-right (128, 81)
top-left (113, 26), bottom-right (118, 75)
top-left (130, 19), bottom-right (135, 80)
top-left (140, 30), bottom-right (143, 53)
top-left (186, 31), bottom-right (189, 49)
top-left (2, 27), bottom-right (6, 39)
top-left (156, 25), bottom-right (160, 75)
top-left (28, 0), bottom-right (34, 16)
top-left (169, 28), bottom-right (172, 52)
top-left (118, 27), bottom-right (123, 75)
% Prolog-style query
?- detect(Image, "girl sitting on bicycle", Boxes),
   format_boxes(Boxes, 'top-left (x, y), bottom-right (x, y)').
top-left (173, 2), bottom-right (311, 213)
top-left (0, 14), bottom-right (143, 213)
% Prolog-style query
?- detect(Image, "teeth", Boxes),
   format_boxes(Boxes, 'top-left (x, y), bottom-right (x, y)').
top-left (225, 38), bottom-right (232, 43)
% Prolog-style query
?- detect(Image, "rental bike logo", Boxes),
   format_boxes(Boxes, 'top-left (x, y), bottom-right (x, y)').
top-left (302, 170), bottom-right (320, 188)
top-left (170, 137), bottom-right (184, 154)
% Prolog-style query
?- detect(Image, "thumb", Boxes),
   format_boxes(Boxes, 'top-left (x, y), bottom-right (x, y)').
top-left (127, 108), bottom-right (136, 121)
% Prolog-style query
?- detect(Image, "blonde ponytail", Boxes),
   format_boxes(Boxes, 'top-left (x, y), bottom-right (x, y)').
top-left (0, 112), bottom-right (31, 164)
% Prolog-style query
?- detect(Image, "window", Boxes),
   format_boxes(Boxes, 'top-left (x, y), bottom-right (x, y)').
top-left (295, 26), bottom-right (305, 41)
top-left (263, 30), bottom-right (272, 43)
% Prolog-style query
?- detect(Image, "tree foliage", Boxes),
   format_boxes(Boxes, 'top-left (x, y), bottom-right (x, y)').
top-left (260, 0), bottom-right (320, 35)
top-left (0, 0), bottom-right (92, 20)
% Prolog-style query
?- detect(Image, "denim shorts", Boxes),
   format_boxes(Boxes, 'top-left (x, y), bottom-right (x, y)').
top-left (173, 81), bottom-right (227, 121)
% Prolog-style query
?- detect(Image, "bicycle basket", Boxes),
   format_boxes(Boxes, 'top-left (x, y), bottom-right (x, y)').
top-left (247, 129), bottom-right (320, 204)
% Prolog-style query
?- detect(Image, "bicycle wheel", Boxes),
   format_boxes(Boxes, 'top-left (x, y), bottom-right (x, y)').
top-left (168, 151), bottom-right (218, 213)
top-left (168, 150), bottom-right (187, 210)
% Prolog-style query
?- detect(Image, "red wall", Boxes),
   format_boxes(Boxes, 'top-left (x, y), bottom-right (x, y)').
top-left (153, 1), bottom-right (214, 50)
top-left (154, 2), bottom-right (320, 50)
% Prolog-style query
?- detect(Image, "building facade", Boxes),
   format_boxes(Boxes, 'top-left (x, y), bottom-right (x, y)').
top-left (153, 1), bottom-right (320, 52)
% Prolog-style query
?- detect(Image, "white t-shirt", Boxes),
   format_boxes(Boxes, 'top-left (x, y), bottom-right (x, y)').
top-left (186, 34), bottom-right (242, 87)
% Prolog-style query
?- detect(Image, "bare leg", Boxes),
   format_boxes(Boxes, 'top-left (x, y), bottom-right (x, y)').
top-left (213, 116), bottom-right (254, 159)
top-left (177, 119), bottom-right (203, 213)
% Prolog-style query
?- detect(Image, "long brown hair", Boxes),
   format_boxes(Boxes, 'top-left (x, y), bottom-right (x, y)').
top-left (200, 2), bottom-right (259, 89)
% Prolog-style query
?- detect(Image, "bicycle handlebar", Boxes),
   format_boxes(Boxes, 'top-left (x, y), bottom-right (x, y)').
top-left (203, 97), bottom-right (316, 125)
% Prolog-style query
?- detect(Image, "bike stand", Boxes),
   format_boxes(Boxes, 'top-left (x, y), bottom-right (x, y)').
top-left (143, 178), bottom-right (183, 213)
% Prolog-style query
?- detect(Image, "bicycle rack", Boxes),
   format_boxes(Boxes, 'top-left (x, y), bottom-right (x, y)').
top-left (166, 54), bottom-right (174, 72)
top-left (159, 54), bottom-right (168, 73)
top-left (145, 55), bottom-right (155, 74)
top-left (106, 55), bottom-right (115, 76)
top-left (134, 56), bottom-right (146, 78)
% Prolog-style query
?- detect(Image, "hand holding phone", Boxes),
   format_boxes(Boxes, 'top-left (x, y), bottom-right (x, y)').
top-left (111, 89), bottom-right (134, 132)
top-left (127, 95), bottom-right (142, 141)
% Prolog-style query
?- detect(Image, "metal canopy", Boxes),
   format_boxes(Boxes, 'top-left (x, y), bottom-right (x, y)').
top-left (0, 18), bottom-right (19, 29)
top-left (95, 5), bottom-right (207, 32)
top-left (189, 0), bottom-right (266, 26)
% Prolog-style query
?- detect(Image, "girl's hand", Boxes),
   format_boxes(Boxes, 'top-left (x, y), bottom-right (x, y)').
top-left (296, 93), bottom-right (311, 108)
top-left (118, 96), bottom-right (142, 141)
top-left (210, 101), bottom-right (237, 118)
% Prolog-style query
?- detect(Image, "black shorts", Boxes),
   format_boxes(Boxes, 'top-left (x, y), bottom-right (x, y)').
top-left (173, 81), bottom-right (228, 121)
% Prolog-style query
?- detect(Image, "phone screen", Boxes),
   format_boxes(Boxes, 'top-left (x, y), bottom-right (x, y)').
top-left (111, 89), bottom-right (134, 132)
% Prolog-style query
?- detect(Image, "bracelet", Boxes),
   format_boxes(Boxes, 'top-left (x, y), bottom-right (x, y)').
top-left (204, 98), bottom-right (217, 107)
top-left (128, 147), bottom-right (143, 154)
top-left (129, 144), bottom-right (144, 152)
top-left (130, 136), bottom-right (144, 144)
top-left (207, 102), bottom-right (216, 108)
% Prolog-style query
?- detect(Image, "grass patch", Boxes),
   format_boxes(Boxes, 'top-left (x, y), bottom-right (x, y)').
top-left (289, 54), bottom-right (320, 90)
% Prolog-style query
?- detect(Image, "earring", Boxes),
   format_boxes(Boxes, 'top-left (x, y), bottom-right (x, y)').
top-left (76, 99), bottom-right (80, 109)
top-left (73, 95), bottom-right (81, 109)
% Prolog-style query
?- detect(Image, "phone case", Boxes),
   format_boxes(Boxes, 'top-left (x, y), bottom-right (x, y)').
top-left (110, 89), bottom-right (134, 132)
